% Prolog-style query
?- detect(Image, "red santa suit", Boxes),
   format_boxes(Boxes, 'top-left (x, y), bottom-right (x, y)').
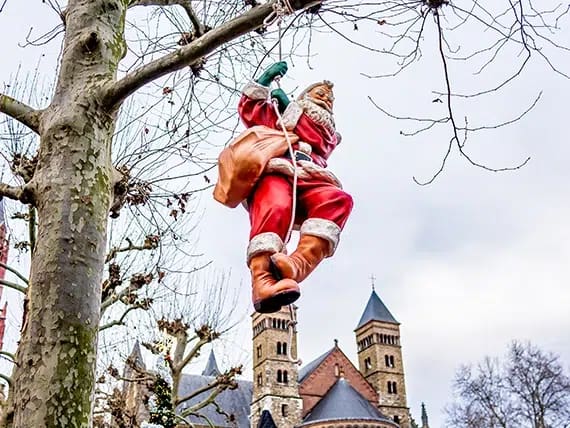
top-left (238, 81), bottom-right (353, 264)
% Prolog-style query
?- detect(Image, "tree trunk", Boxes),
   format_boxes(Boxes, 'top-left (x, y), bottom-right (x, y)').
top-left (5, 1), bottom-right (127, 426)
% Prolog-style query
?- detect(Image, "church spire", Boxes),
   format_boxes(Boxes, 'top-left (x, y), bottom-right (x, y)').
top-left (355, 289), bottom-right (399, 329)
top-left (202, 349), bottom-right (221, 376)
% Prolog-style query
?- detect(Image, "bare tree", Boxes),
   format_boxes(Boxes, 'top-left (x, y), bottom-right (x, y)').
top-left (446, 341), bottom-right (570, 428)
top-left (94, 268), bottom-right (243, 428)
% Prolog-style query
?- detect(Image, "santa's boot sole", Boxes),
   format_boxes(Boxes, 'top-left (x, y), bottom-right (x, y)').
top-left (254, 289), bottom-right (301, 314)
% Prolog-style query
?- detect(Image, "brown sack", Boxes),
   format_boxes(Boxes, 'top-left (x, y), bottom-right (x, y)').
top-left (213, 125), bottom-right (299, 208)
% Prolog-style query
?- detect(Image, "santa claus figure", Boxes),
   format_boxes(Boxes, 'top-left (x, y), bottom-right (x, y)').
top-left (214, 61), bottom-right (353, 313)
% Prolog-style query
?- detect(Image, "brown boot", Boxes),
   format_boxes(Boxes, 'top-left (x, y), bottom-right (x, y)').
top-left (271, 235), bottom-right (331, 283)
top-left (250, 254), bottom-right (300, 313)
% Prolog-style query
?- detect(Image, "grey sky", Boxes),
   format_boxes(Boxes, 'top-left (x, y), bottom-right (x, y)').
top-left (2, 1), bottom-right (570, 427)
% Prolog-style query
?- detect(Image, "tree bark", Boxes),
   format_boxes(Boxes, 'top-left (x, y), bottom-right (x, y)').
top-left (4, 0), bottom-right (127, 426)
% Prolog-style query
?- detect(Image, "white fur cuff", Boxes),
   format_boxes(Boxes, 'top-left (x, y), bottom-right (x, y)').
top-left (247, 232), bottom-right (284, 264)
top-left (278, 101), bottom-right (303, 131)
top-left (300, 218), bottom-right (341, 257)
top-left (243, 81), bottom-right (270, 100)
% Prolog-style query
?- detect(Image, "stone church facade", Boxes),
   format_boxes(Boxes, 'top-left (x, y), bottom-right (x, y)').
top-left (122, 290), bottom-right (431, 428)
top-left (250, 290), bottom-right (411, 428)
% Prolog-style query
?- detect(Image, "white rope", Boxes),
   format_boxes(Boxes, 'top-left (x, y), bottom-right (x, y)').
top-left (263, 0), bottom-right (294, 28)
top-left (271, 78), bottom-right (301, 366)
top-left (267, 0), bottom-right (304, 366)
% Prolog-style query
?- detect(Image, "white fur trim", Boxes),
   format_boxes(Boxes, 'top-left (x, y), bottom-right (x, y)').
top-left (279, 101), bottom-right (303, 131)
top-left (297, 141), bottom-right (312, 155)
top-left (264, 158), bottom-right (342, 189)
top-left (243, 81), bottom-right (269, 100)
top-left (297, 160), bottom-right (342, 189)
top-left (247, 232), bottom-right (283, 264)
top-left (300, 218), bottom-right (341, 256)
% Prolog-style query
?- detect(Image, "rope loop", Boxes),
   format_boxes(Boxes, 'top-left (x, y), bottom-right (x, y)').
top-left (263, 0), bottom-right (295, 28)
top-left (286, 304), bottom-right (302, 365)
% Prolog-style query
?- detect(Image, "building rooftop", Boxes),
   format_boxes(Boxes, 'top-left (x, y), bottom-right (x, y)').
top-left (356, 290), bottom-right (399, 329)
top-left (177, 374), bottom-right (253, 427)
top-left (202, 349), bottom-right (221, 377)
top-left (298, 346), bottom-right (336, 383)
top-left (300, 377), bottom-right (397, 426)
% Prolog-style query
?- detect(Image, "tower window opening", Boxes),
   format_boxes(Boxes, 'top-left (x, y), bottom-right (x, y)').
top-left (394, 415), bottom-right (400, 423)
top-left (281, 404), bottom-right (289, 417)
top-left (389, 355), bottom-right (395, 367)
top-left (272, 319), bottom-right (276, 328)
top-left (334, 364), bottom-right (340, 376)
top-left (282, 342), bottom-right (288, 355)
top-left (393, 381), bottom-right (397, 394)
top-left (283, 370), bottom-right (289, 384)
top-left (277, 342), bottom-right (282, 355)
top-left (257, 373), bottom-right (263, 386)
top-left (385, 355), bottom-right (390, 367)
top-left (387, 381), bottom-right (392, 394)
top-left (277, 370), bottom-right (282, 383)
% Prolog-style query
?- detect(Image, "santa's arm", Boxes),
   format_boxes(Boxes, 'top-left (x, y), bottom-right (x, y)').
top-left (238, 62), bottom-right (289, 128)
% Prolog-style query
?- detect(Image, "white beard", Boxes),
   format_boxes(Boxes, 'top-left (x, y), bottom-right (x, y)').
top-left (297, 97), bottom-right (336, 133)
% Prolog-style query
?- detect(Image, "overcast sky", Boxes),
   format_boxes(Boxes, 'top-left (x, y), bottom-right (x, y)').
top-left (2, 1), bottom-right (570, 427)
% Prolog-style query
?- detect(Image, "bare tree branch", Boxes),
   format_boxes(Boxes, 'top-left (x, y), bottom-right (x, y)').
top-left (0, 183), bottom-right (27, 203)
top-left (0, 262), bottom-right (29, 285)
top-left (0, 279), bottom-right (27, 295)
top-left (129, 0), bottom-right (206, 36)
top-left (105, 0), bottom-right (321, 107)
top-left (0, 93), bottom-right (41, 133)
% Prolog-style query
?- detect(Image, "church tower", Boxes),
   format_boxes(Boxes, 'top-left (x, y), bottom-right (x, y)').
top-left (355, 289), bottom-right (410, 427)
top-left (251, 306), bottom-right (302, 428)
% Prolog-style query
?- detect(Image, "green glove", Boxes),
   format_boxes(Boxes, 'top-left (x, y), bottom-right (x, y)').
top-left (271, 88), bottom-right (290, 113)
top-left (256, 61), bottom-right (288, 86)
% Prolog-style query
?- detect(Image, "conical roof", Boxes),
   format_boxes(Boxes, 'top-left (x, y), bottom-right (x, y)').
top-left (356, 290), bottom-right (398, 329)
top-left (258, 409), bottom-right (278, 428)
top-left (301, 378), bottom-right (397, 426)
top-left (202, 349), bottom-right (221, 376)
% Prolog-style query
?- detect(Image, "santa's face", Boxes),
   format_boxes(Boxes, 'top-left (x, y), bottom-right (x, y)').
top-left (307, 85), bottom-right (334, 112)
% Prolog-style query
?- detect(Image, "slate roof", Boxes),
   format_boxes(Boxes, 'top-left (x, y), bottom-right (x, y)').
top-left (300, 378), bottom-right (397, 426)
top-left (298, 346), bottom-right (335, 383)
top-left (202, 350), bottom-right (221, 376)
top-left (257, 410), bottom-right (277, 428)
top-left (177, 374), bottom-right (253, 427)
top-left (356, 290), bottom-right (399, 329)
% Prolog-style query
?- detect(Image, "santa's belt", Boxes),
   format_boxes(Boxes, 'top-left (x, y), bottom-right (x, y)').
top-left (283, 150), bottom-right (313, 163)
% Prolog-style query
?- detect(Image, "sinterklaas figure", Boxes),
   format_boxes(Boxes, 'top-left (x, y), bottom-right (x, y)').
top-left (214, 61), bottom-right (353, 313)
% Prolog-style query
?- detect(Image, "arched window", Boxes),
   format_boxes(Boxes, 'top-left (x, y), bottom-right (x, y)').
top-left (334, 364), bottom-right (340, 376)
top-left (393, 381), bottom-right (398, 394)
top-left (385, 355), bottom-right (390, 367)
top-left (281, 404), bottom-right (289, 417)
top-left (257, 345), bottom-right (262, 359)
top-left (282, 342), bottom-right (288, 355)
top-left (272, 319), bottom-right (276, 328)
top-left (365, 357), bottom-right (372, 371)
top-left (283, 370), bottom-right (288, 384)
top-left (257, 373), bottom-right (263, 386)
top-left (387, 381), bottom-right (392, 394)
top-left (277, 370), bottom-right (283, 383)
top-left (276, 342), bottom-right (282, 355)
top-left (389, 355), bottom-right (395, 367)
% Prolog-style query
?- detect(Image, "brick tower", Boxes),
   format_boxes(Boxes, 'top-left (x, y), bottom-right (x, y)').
top-left (355, 289), bottom-right (410, 427)
top-left (251, 306), bottom-right (302, 428)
